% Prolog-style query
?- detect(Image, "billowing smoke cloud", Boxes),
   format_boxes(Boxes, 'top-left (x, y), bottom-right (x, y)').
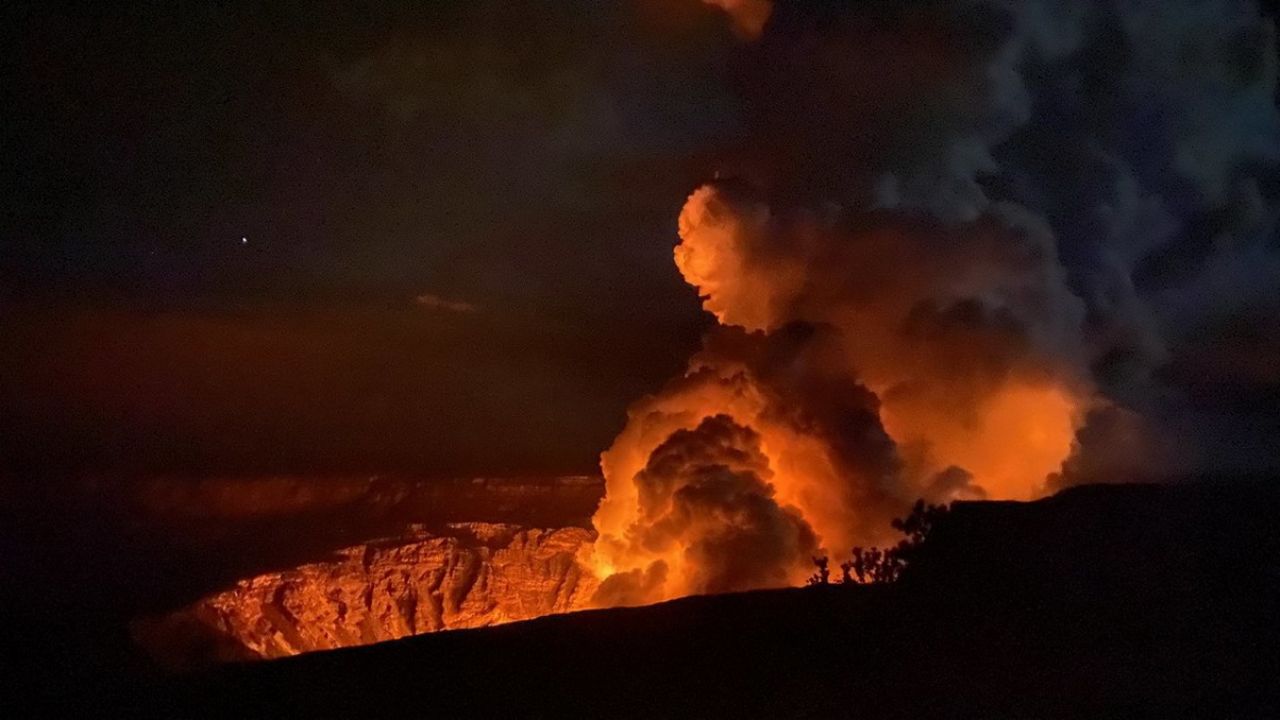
top-left (588, 321), bottom-right (904, 604)
top-left (585, 0), bottom-right (1280, 604)
top-left (592, 414), bottom-right (818, 606)
top-left (990, 0), bottom-right (1280, 482)
top-left (675, 181), bottom-right (1090, 499)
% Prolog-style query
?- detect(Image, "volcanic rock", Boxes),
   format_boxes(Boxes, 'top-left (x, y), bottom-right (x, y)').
top-left (136, 523), bottom-right (597, 667)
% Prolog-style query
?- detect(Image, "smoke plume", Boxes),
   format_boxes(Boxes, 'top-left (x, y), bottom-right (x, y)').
top-left (592, 414), bottom-right (818, 606)
top-left (585, 0), bottom-right (1280, 604)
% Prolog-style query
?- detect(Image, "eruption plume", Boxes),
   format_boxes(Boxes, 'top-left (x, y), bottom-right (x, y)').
top-left (586, 181), bottom-right (1089, 603)
top-left (585, 0), bottom-right (1280, 605)
top-left (592, 414), bottom-right (818, 607)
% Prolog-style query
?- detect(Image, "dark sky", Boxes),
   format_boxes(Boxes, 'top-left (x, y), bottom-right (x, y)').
top-left (3, 0), bottom-right (1279, 481)
top-left (3, 1), bottom-right (746, 477)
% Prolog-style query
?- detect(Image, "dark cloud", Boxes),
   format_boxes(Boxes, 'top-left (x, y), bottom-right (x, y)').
top-left (927, 466), bottom-right (987, 501)
top-left (687, 0), bottom-right (1280, 482)
top-left (979, 0), bottom-right (1280, 479)
top-left (587, 0), bottom-right (1277, 604)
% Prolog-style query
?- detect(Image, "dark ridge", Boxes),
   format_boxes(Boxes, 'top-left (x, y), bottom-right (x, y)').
top-left (117, 480), bottom-right (1280, 718)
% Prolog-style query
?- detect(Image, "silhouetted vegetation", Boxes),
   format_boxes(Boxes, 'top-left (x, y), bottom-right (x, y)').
top-left (806, 556), bottom-right (830, 586)
top-left (810, 500), bottom-right (949, 585)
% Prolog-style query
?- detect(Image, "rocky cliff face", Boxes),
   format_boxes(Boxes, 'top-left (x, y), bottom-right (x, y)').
top-left (136, 523), bottom-right (597, 667)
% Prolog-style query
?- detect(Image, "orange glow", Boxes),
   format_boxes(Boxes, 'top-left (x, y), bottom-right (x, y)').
top-left (880, 382), bottom-right (1081, 501)
top-left (583, 182), bottom-right (1091, 607)
top-left (582, 374), bottom-right (1083, 605)
top-left (582, 375), bottom-right (865, 605)
top-left (701, 0), bottom-right (773, 39)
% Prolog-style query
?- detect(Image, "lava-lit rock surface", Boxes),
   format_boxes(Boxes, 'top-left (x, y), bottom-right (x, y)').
top-left (137, 523), bottom-right (596, 667)
top-left (141, 483), bottom-right (1280, 718)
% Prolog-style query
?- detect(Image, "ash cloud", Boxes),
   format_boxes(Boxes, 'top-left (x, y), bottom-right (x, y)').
top-left (673, 179), bottom-right (1088, 501)
top-left (702, 0), bottom-right (1280, 481)
top-left (588, 0), bottom-right (1279, 602)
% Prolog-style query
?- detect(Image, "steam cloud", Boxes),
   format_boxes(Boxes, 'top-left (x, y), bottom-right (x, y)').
top-left (585, 0), bottom-right (1279, 604)
top-left (592, 414), bottom-right (818, 606)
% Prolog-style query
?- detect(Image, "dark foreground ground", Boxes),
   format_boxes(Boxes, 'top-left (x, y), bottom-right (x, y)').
top-left (21, 481), bottom-right (1280, 717)
top-left (0, 474), bottom-right (602, 707)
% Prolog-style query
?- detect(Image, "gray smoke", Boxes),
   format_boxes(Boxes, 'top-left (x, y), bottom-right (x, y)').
top-left (714, 0), bottom-right (1280, 480)
top-left (590, 0), bottom-right (1279, 606)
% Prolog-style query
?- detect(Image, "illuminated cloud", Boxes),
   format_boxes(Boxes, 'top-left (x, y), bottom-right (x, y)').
top-left (585, 0), bottom-right (1280, 606)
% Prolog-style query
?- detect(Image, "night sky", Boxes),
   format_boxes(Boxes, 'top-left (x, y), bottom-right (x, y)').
top-left (4, 0), bottom-right (1279, 481)
top-left (4, 2), bottom-right (746, 477)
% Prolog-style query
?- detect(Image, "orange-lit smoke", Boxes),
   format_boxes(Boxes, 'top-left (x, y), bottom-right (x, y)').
top-left (701, 0), bottom-right (773, 40)
top-left (579, 1), bottom-right (1100, 607)
top-left (583, 181), bottom-right (1092, 606)
top-left (672, 184), bottom-right (1089, 501)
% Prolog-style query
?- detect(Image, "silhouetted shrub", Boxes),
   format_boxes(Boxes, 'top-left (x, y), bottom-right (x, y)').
top-left (807, 556), bottom-right (831, 585)
top-left (812, 500), bottom-right (949, 586)
top-left (839, 558), bottom-right (854, 584)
